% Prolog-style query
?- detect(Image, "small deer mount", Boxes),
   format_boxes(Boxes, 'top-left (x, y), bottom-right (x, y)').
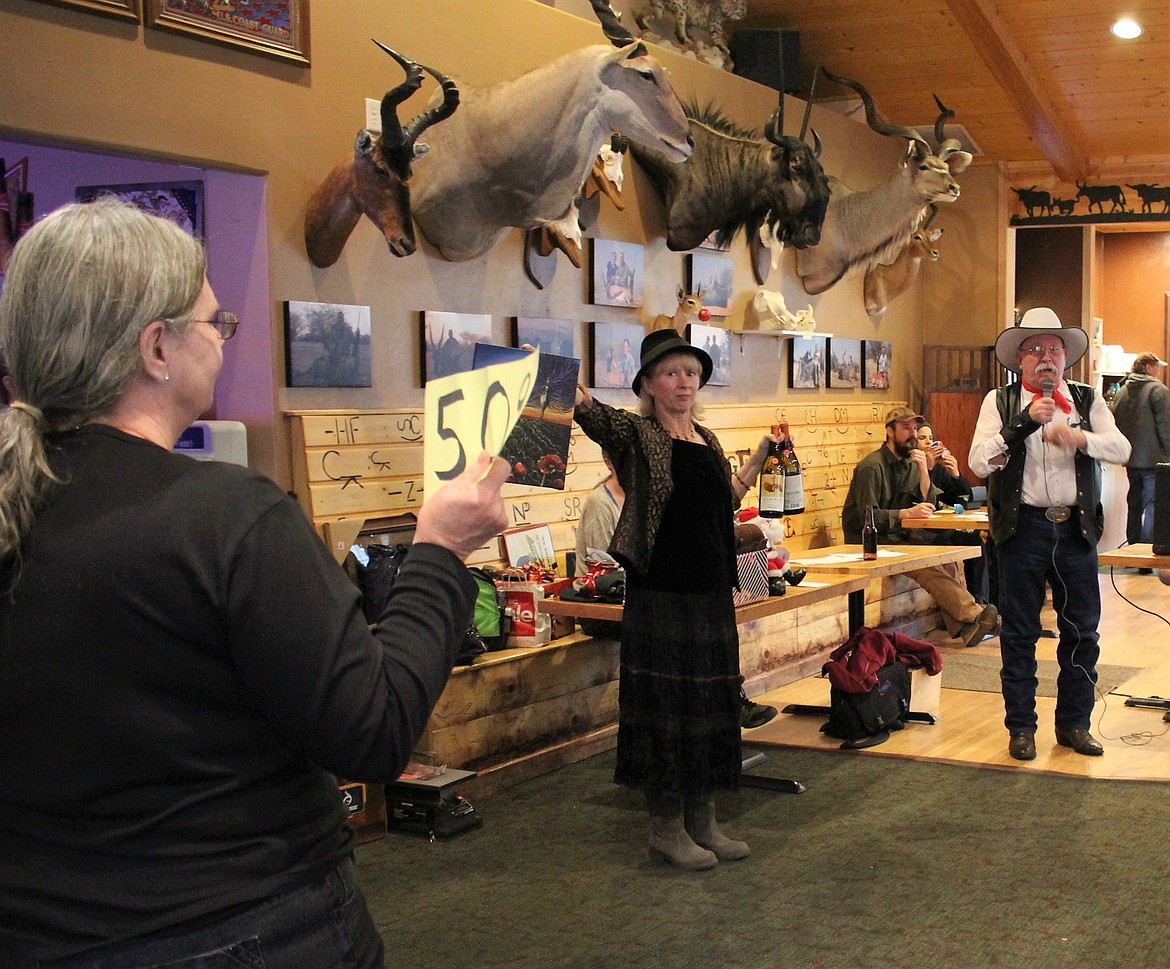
top-left (651, 285), bottom-right (708, 331)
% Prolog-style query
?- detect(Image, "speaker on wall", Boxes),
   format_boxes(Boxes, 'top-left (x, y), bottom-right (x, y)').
top-left (1152, 462), bottom-right (1170, 555)
top-left (729, 29), bottom-right (801, 96)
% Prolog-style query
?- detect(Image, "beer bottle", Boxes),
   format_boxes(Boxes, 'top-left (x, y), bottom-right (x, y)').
top-left (758, 424), bottom-right (785, 518)
top-left (862, 505), bottom-right (879, 560)
top-left (779, 427), bottom-right (805, 516)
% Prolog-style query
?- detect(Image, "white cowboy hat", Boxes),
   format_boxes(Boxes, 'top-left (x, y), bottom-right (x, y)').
top-left (994, 307), bottom-right (1088, 374)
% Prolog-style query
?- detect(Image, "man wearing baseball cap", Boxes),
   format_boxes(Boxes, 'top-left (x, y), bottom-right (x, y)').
top-left (841, 406), bottom-right (999, 647)
top-left (969, 308), bottom-right (1131, 762)
top-left (1110, 351), bottom-right (1170, 556)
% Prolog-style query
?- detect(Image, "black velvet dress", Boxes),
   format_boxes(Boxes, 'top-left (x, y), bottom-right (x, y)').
top-left (614, 438), bottom-right (742, 796)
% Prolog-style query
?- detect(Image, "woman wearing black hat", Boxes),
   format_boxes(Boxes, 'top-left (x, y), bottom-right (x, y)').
top-left (574, 329), bottom-right (776, 870)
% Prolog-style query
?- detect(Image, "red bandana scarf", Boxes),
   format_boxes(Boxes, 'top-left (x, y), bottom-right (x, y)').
top-left (1023, 379), bottom-right (1072, 414)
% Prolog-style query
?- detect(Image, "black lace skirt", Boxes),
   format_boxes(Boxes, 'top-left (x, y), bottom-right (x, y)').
top-left (613, 585), bottom-right (742, 795)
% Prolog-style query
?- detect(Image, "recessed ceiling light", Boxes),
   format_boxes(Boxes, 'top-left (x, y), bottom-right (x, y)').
top-left (1112, 18), bottom-right (1143, 39)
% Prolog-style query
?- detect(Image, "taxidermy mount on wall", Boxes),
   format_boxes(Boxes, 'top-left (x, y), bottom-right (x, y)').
top-left (407, 0), bottom-right (693, 264)
top-left (863, 205), bottom-right (943, 319)
top-left (303, 41), bottom-right (458, 268)
top-left (796, 70), bottom-right (971, 297)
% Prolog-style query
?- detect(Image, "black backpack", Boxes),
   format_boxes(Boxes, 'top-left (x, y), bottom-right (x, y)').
top-left (822, 661), bottom-right (912, 749)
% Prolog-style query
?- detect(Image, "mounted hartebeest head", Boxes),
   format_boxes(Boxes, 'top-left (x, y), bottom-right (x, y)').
top-left (863, 205), bottom-right (943, 319)
top-left (796, 71), bottom-right (971, 296)
top-left (304, 41), bottom-right (458, 268)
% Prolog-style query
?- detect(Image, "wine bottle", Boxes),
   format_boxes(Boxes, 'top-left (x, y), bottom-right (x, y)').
top-left (758, 423), bottom-right (785, 518)
top-left (862, 505), bottom-right (878, 560)
top-left (780, 431), bottom-right (805, 516)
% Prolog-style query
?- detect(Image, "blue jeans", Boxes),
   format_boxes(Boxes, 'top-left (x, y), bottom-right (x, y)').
top-left (15, 856), bottom-right (384, 969)
top-left (997, 506), bottom-right (1101, 732)
top-left (1125, 466), bottom-right (1157, 546)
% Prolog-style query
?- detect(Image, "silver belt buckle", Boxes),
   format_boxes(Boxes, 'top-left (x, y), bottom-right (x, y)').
top-left (1045, 505), bottom-right (1071, 523)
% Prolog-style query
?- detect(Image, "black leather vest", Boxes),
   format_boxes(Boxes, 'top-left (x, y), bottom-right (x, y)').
top-left (987, 381), bottom-right (1104, 545)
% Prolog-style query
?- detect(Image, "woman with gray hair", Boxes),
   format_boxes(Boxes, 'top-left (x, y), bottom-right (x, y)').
top-left (0, 199), bottom-right (509, 967)
top-left (574, 329), bottom-right (776, 870)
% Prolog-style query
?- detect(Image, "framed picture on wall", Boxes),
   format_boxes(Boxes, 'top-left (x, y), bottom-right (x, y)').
top-left (863, 340), bottom-right (893, 389)
top-left (145, 0), bottom-right (310, 67)
top-left (589, 321), bottom-right (645, 389)
top-left (687, 322), bottom-right (732, 387)
top-left (789, 335), bottom-right (827, 390)
top-left (31, 0), bottom-right (139, 22)
top-left (514, 317), bottom-right (585, 383)
top-left (828, 337), bottom-right (862, 389)
top-left (589, 238), bottom-right (644, 308)
top-left (75, 180), bottom-right (204, 240)
top-left (283, 300), bottom-right (371, 388)
top-left (420, 311), bottom-right (493, 385)
top-left (686, 251), bottom-right (733, 317)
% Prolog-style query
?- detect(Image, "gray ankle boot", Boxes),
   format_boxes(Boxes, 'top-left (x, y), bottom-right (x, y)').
top-left (685, 795), bottom-right (750, 861)
top-left (646, 793), bottom-right (718, 870)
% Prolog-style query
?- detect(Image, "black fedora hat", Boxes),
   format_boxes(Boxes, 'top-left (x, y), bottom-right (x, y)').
top-left (632, 329), bottom-right (713, 395)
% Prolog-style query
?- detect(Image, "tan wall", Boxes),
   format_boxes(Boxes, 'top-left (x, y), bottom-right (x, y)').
top-left (1100, 232), bottom-right (1170, 360)
top-left (0, 0), bottom-right (995, 487)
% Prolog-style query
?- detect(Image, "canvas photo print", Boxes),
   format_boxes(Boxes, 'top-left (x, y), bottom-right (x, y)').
top-left (828, 337), bottom-right (862, 389)
top-left (472, 344), bottom-right (580, 491)
top-left (789, 335), bottom-right (826, 390)
top-left (590, 238), bottom-right (644, 308)
top-left (284, 300), bottom-right (371, 388)
top-left (687, 251), bottom-right (733, 317)
top-left (421, 311), bottom-right (493, 384)
top-left (687, 322), bottom-right (732, 387)
top-left (590, 321), bottom-right (646, 390)
top-left (863, 340), bottom-right (893, 389)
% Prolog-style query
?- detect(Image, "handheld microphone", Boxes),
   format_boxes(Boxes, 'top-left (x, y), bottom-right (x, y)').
top-left (1041, 376), bottom-right (1055, 398)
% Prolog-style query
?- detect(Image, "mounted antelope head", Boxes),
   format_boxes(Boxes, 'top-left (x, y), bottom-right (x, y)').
top-left (652, 285), bottom-right (708, 331)
top-left (304, 41), bottom-right (458, 268)
top-left (796, 71), bottom-right (971, 296)
top-left (407, 1), bottom-right (692, 262)
top-left (863, 205), bottom-right (943, 319)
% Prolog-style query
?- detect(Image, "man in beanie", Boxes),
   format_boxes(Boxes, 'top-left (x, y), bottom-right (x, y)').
top-left (1110, 351), bottom-right (1170, 555)
top-left (969, 309), bottom-right (1130, 762)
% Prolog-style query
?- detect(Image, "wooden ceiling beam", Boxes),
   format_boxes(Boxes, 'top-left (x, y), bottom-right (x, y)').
top-left (943, 0), bottom-right (1089, 180)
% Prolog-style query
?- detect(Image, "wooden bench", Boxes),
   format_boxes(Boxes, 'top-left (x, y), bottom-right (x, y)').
top-left (286, 401), bottom-right (955, 794)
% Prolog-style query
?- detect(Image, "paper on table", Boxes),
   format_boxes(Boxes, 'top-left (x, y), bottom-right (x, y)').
top-left (795, 547), bottom-right (903, 564)
top-left (423, 350), bottom-right (540, 499)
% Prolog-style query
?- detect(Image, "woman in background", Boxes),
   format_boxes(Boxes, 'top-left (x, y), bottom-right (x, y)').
top-left (574, 329), bottom-right (776, 871)
top-left (0, 198), bottom-right (509, 968)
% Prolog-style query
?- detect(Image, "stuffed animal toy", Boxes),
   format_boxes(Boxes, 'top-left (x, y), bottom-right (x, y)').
top-left (736, 507), bottom-right (806, 594)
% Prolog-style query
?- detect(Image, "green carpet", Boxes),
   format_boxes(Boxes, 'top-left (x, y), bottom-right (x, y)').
top-left (357, 747), bottom-right (1168, 969)
top-left (942, 653), bottom-right (1142, 697)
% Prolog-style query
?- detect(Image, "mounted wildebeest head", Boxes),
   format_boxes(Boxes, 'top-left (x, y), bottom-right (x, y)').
top-left (796, 70), bottom-right (972, 296)
top-left (631, 73), bottom-right (829, 255)
top-left (304, 41), bottom-right (458, 267)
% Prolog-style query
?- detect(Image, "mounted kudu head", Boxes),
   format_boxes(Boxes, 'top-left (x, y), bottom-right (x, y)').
top-left (304, 40), bottom-right (459, 267)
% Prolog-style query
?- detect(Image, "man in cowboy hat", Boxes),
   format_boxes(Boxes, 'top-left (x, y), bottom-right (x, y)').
top-left (1109, 351), bottom-right (1170, 557)
top-left (841, 406), bottom-right (999, 647)
top-left (969, 308), bottom-right (1130, 762)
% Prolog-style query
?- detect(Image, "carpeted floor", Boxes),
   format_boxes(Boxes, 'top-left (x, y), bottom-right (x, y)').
top-left (357, 747), bottom-right (1168, 969)
top-left (941, 653), bottom-right (1143, 697)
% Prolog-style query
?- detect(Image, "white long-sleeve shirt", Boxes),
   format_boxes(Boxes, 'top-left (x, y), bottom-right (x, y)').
top-left (968, 379), bottom-right (1131, 508)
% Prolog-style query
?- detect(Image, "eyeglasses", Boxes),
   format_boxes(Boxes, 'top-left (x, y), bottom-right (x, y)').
top-left (1022, 342), bottom-right (1064, 358)
top-left (197, 311), bottom-right (239, 341)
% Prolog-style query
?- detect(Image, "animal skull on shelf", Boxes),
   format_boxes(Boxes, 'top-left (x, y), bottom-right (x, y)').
top-left (744, 287), bottom-right (815, 332)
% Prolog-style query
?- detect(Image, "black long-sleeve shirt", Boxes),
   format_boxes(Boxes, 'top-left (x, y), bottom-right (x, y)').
top-left (0, 425), bottom-right (474, 959)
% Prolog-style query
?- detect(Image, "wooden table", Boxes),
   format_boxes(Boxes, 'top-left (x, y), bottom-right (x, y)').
top-left (912, 509), bottom-right (990, 532)
top-left (1098, 543), bottom-right (1170, 570)
top-left (539, 571), bottom-right (870, 625)
top-left (789, 544), bottom-right (983, 633)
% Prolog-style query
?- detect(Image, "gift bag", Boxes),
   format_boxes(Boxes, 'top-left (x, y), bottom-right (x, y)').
top-left (733, 548), bottom-right (770, 607)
